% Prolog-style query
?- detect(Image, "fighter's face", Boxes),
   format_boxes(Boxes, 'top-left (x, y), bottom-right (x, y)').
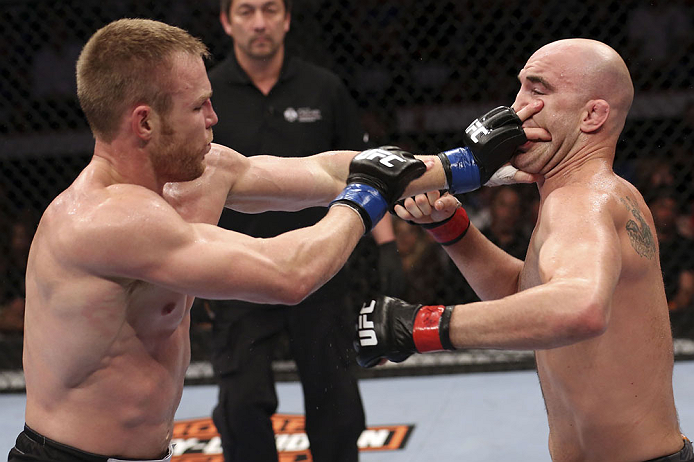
top-left (223, 0), bottom-right (290, 61)
top-left (511, 46), bottom-right (586, 175)
top-left (151, 53), bottom-right (217, 183)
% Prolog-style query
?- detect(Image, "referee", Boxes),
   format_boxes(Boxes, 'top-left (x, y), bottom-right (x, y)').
top-left (206, 0), bottom-right (404, 461)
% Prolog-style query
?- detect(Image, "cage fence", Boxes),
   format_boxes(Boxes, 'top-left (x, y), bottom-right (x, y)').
top-left (1, 0), bottom-right (693, 389)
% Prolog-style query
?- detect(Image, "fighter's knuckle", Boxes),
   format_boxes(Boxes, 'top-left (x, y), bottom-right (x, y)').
top-left (414, 194), bottom-right (429, 207)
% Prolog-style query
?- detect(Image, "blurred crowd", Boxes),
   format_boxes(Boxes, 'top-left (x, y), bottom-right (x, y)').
top-left (0, 193), bottom-right (35, 336)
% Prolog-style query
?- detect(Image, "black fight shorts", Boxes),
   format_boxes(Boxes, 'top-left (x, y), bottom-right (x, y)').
top-left (646, 436), bottom-right (694, 462)
top-left (7, 425), bottom-right (173, 462)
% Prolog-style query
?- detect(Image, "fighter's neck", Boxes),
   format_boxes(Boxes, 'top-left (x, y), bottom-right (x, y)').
top-left (539, 155), bottom-right (615, 198)
top-left (91, 140), bottom-right (164, 194)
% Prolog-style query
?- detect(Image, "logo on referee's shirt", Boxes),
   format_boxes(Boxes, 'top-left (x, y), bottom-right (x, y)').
top-left (284, 107), bottom-right (322, 123)
top-left (171, 414), bottom-right (414, 461)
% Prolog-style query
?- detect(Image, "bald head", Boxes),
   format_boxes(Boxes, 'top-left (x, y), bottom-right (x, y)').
top-left (532, 39), bottom-right (634, 134)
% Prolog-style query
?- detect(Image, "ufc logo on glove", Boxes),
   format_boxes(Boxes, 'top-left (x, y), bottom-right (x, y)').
top-left (465, 120), bottom-right (491, 143)
top-left (358, 300), bottom-right (377, 346)
top-left (354, 148), bottom-right (408, 168)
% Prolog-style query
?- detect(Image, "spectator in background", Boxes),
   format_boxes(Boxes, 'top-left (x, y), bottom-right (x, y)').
top-left (206, 0), bottom-right (404, 460)
top-left (0, 211), bottom-right (36, 334)
top-left (393, 219), bottom-right (446, 304)
top-left (30, 34), bottom-right (81, 102)
top-left (673, 101), bottom-right (694, 239)
top-left (478, 186), bottom-right (531, 260)
top-left (649, 190), bottom-right (694, 338)
top-left (635, 157), bottom-right (676, 202)
top-left (634, 150), bottom-right (693, 240)
top-left (0, 296), bottom-right (24, 335)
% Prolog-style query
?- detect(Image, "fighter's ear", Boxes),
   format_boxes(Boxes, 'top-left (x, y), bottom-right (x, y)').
top-left (132, 105), bottom-right (154, 141)
top-left (580, 99), bottom-right (609, 133)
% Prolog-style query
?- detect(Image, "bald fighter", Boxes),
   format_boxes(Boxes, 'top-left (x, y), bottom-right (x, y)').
top-left (357, 38), bottom-right (693, 462)
top-left (8, 18), bottom-right (547, 462)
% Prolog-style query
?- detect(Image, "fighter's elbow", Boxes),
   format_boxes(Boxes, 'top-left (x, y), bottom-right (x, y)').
top-left (274, 287), bottom-right (310, 306)
top-left (270, 272), bottom-right (316, 306)
top-left (570, 299), bottom-right (609, 339)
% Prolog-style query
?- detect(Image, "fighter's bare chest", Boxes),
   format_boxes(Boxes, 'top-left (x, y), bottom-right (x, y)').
top-left (124, 282), bottom-right (192, 338)
top-left (518, 223), bottom-right (547, 291)
top-left (519, 250), bottom-right (542, 292)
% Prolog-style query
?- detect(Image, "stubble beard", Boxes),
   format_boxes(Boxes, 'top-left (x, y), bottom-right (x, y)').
top-left (152, 120), bottom-right (205, 183)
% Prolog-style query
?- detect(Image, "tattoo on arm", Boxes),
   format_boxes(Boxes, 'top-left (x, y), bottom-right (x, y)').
top-left (620, 197), bottom-right (655, 260)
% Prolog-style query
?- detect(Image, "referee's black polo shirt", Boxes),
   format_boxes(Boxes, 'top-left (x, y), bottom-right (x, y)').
top-left (208, 52), bottom-right (367, 238)
top-left (208, 53), bottom-right (367, 304)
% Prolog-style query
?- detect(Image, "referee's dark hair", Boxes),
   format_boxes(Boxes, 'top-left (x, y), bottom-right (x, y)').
top-left (220, 0), bottom-right (292, 16)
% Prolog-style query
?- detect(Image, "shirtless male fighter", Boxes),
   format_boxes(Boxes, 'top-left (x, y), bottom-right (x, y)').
top-left (357, 38), bottom-right (693, 462)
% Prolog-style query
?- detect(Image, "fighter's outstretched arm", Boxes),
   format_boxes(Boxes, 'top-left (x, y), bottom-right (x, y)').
top-left (223, 147), bottom-right (359, 213)
top-left (356, 187), bottom-right (622, 367)
top-left (226, 100), bottom-right (546, 213)
top-left (81, 149), bottom-right (425, 304)
top-left (164, 145), bottom-right (430, 222)
top-left (164, 101), bottom-right (546, 224)
top-left (73, 184), bottom-right (363, 304)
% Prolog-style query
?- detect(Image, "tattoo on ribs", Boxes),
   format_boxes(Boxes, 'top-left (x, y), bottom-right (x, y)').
top-left (620, 196), bottom-right (655, 260)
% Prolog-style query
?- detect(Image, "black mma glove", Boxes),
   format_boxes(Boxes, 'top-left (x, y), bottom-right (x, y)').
top-left (331, 146), bottom-right (426, 232)
top-left (438, 106), bottom-right (526, 194)
top-left (355, 295), bottom-right (455, 368)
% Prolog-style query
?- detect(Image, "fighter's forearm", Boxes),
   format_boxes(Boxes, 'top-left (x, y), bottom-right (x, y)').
top-left (249, 206), bottom-right (364, 304)
top-left (442, 224), bottom-right (524, 301)
top-left (402, 155), bottom-right (447, 198)
top-left (225, 150), bottom-right (358, 213)
top-left (448, 277), bottom-right (607, 350)
top-left (226, 150), bottom-right (447, 213)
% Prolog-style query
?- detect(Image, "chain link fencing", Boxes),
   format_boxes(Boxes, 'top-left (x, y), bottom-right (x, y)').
top-left (1, 0), bottom-right (693, 389)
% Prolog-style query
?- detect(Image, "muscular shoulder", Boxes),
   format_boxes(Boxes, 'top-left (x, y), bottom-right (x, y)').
top-left (203, 143), bottom-right (249, 174)
top-left (45, 183), bottom-right (187, 274)
top-left (165, 144), bottom-right (247, 198)
top-left (541, 185), bottom-right (617, 234)
top-left (544, 173), bottom-right (645, 223)
top-left (541, 176), bottom-right (657, 263)
top-left (161, 143), bottom-right (250, 224)
top-left (535, 181), bottom-right (626, 269)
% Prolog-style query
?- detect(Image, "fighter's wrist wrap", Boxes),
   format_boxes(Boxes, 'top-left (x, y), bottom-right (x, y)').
top-left (331, 184), bottom-right (388, 233)
top-left (421, 207), bottom-right (470, 246)
top-left (413, 304), bottom-right (455, 352)
top-left (437, 148), bottom-right (482, 194)
top-left (333, 146), bottom-right (426, 234)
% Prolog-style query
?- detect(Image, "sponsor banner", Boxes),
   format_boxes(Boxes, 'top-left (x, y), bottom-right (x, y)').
top-left (171, 414), bottom-right (413, 462)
